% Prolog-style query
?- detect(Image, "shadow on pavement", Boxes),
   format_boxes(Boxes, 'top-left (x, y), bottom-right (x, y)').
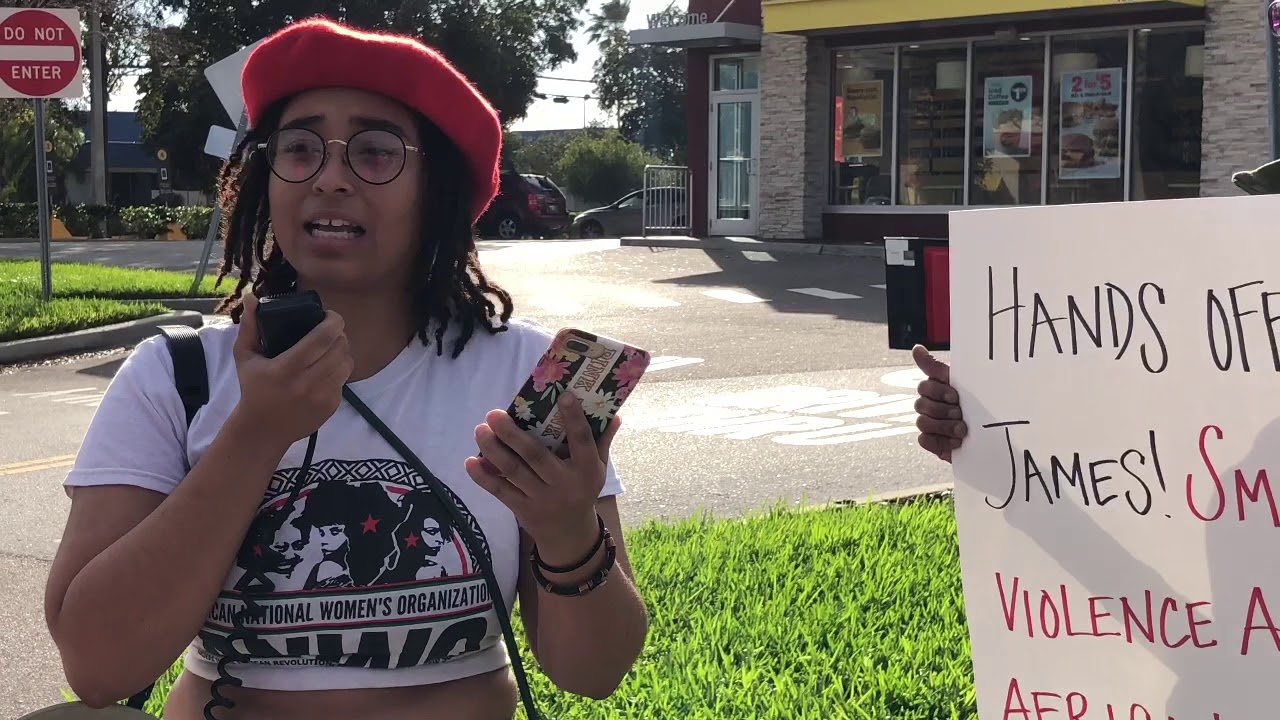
top-left (76, 356), bottom-right (126, 380)
top-left (649, 247), bottom-right (887, 324)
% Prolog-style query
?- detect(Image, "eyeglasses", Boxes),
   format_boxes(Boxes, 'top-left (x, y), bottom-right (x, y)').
top-left (257, 128), bottom-right (422, 186)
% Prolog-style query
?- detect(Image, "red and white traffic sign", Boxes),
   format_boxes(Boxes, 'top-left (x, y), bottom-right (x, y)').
top-left (0, 8), bottom-right (84, 99)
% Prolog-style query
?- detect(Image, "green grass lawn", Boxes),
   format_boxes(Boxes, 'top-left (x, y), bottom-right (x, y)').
top-left (0, 260), bottom-right (227, 343)
top-left (128, 500), bottom-right (975, 720)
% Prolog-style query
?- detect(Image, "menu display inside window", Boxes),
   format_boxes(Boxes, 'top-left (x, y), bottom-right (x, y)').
top-left (1059, 68), bottom-right (1123, 180)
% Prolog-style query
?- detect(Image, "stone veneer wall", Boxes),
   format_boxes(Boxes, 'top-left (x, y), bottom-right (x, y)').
top-left (1200, 0), bottom-right (1271, 197)
top-left (757, 33), bottom-right (829, 240)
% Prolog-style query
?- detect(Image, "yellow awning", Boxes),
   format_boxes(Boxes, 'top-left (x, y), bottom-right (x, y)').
top-left (762, 0), bottom-right (1204, 34)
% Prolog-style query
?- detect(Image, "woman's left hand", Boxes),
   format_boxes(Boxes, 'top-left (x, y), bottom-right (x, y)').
top-left (465, 392), bottom-right (618, 561)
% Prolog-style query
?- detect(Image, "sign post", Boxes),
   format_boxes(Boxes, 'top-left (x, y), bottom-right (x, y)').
top-left (0, 7), bottom-right (85, 302)
top-left (188, 39), bottom-right (263, 298)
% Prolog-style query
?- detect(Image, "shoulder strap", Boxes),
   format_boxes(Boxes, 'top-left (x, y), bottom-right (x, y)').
top-left (156, 325), bottom-right (209, 428)
top-left (341, 386), bottom-right (543, 720)
top-left (120, 326), bottom-right (210, 712)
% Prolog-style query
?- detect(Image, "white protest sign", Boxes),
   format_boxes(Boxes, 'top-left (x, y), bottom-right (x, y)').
top-left (949, 195), bottom-right (1280, 720)
top-left (204, 39), bottom-right (263, 124)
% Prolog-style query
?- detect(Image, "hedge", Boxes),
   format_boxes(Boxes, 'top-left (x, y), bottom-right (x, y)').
top-left (0, 203), bottom-right (215, 240)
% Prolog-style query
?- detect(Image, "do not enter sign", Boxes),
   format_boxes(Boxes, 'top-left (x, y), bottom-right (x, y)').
top-left (0, 8), bottom-right (84, 99)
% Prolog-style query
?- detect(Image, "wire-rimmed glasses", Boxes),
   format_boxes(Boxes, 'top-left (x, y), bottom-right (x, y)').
top-left (257, 128), bottom-right (422, 186)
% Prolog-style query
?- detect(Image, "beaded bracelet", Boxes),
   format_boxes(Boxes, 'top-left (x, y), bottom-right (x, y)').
top-left (530, 518), bottom-right (618, 597)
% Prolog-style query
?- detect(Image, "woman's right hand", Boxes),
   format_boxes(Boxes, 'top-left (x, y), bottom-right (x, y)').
top-left (231, 292), bottom-right (354, 447)
top-left (912, 345), bottom-right (967, 463)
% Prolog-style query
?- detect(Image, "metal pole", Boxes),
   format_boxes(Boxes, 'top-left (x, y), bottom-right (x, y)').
top-left (90, 1), bottom-right (107, 206)
top-left (189, 108), bottom-right (250, 297)
top-left (34, 99), bottom-right (53, 302)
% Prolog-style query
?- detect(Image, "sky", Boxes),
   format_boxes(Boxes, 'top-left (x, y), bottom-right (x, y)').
top-left (105, 0), bottom-right (675, 132)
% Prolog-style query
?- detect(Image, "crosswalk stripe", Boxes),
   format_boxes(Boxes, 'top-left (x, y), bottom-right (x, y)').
top-left (743, 251), bottom-right (776, 262)
top-left (870, 284), bottom-right (886, 290)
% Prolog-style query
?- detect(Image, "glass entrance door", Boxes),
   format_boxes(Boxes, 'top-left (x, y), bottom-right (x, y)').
top-left (709, 56), bottom-right (760, 237)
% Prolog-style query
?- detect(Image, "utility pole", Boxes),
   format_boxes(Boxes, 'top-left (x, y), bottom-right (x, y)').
top-left (89, 0), bottom-right (107, 207)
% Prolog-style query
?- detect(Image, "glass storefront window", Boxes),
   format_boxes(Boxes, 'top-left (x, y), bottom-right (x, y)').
top-left (827, 26), bottom-right (1205, 210)
top-left (715, 57), bottom-right (759, 91)
top-left (970, 38), bottom-right (1046, 206)
top-left (831, 49), bottom-right (894, 206)
top-left (898, 45), bottom-right (968, 206)
top-left (1131, 28), bottom-right (1204, 200)
top-left (1047, 34), bottom-right (1129, 205)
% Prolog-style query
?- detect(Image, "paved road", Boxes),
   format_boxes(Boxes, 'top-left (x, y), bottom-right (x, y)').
top-left (0, 238), bottom-right (578, 273)
top-left (0, 239), bottom-right (950, 715)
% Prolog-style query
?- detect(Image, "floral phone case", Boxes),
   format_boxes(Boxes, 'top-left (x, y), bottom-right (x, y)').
top-left (507, 328), bottom-right (651, 451)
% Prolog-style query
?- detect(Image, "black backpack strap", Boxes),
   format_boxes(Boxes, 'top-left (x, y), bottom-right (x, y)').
top-left (156, 324), bottom-right (209, 428)
top-left (121, 326), bottom-right (210, 711)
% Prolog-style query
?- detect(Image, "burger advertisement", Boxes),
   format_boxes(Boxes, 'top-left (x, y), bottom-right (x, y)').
top-left (1058, 67), bottom-right (1123, 180)
top-left (1059, 67), bottom-right (1121, 180)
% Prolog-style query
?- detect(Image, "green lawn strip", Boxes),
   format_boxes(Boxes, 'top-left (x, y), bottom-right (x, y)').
top-left (0, 260), bottom-right (229, 343)
top-left (0, 260), bottom-right (225, 300)
top-left (127, 500), bottom-right (975, 720)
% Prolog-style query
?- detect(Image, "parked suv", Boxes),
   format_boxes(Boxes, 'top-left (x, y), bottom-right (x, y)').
top-left (478, 171), bottom-right (571, 240)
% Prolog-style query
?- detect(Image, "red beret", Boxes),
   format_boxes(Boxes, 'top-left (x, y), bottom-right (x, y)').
top-left (240, 17), bottom-right (502, 223)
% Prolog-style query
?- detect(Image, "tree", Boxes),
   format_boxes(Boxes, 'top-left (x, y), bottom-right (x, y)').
top-left (135, 0), bottom-right (589, 191)
top-left (554, 130), bottom-right (655, 207)
top-left (588, 0), bottom-right (686, 161)
top-left (506, 128), bottom-right (607, 176)
top-left (0, 100), bottom-right (86, 202)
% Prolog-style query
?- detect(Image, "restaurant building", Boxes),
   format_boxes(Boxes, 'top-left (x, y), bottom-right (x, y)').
top-left (633, 0), bottom-right (1265, 245)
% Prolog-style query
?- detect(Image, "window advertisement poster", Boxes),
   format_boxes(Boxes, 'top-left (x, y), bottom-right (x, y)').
top-left (1059, 67), bottom-right (1123, 180)
top-left (983, 75), bottom-right (1034, 158)
top-left (838, 80), bottom-right (884, 159)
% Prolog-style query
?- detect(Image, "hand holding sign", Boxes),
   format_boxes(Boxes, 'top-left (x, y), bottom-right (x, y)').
top-left (912, 345), bottom-right (967, 463)
top-left (945, 196), bottom-right (1280, 720)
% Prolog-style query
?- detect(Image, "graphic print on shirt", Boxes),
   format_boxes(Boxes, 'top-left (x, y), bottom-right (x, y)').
top-left (196, 458), bottom-right (498, 670)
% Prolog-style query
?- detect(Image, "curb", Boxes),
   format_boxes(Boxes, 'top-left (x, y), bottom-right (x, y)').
top-left (620, 236), bottom-right (886, 259)
top-left (0, 311), bottom-right (203, 365)
top-left (818, 482), bottom-right (955, 510)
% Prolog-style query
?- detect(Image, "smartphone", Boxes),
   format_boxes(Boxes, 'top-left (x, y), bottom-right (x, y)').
top-left (256, 290), bottom-right (326, 358)
top-left (506, 328), bottom-right (651, 451)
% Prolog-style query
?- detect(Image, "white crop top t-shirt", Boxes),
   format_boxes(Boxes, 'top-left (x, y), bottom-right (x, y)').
top-left (62, 316), bottom-right (624, 691)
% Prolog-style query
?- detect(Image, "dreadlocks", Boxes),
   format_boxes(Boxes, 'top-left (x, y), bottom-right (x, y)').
top-left (210, 100), bottom-right (514, 359)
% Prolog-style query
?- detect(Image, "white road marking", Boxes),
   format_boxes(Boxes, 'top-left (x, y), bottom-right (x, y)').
top-left (879, 368), bottom-right (927, 389)
top-left (743, 251), bottom-right (776, 262)
top-left (701, 288), bottom-right (766, 304)
top-left (788, 287), bottom-right (862, 300)
top-left (870, 284), bottom-right (886, 290)
top-left (624, 385), bottom-right (921, 446)
top-left (14, 388), bottom-right (98, 398)
top-left (647, 356), bottom-right (704, 372)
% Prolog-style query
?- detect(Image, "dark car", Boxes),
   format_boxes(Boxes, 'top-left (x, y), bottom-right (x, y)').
top-left (478, 171), bottom-right (571, 240)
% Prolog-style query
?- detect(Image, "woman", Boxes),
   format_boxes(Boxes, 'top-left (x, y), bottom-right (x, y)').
top-left (43, 17), bottom-right (648, 720)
